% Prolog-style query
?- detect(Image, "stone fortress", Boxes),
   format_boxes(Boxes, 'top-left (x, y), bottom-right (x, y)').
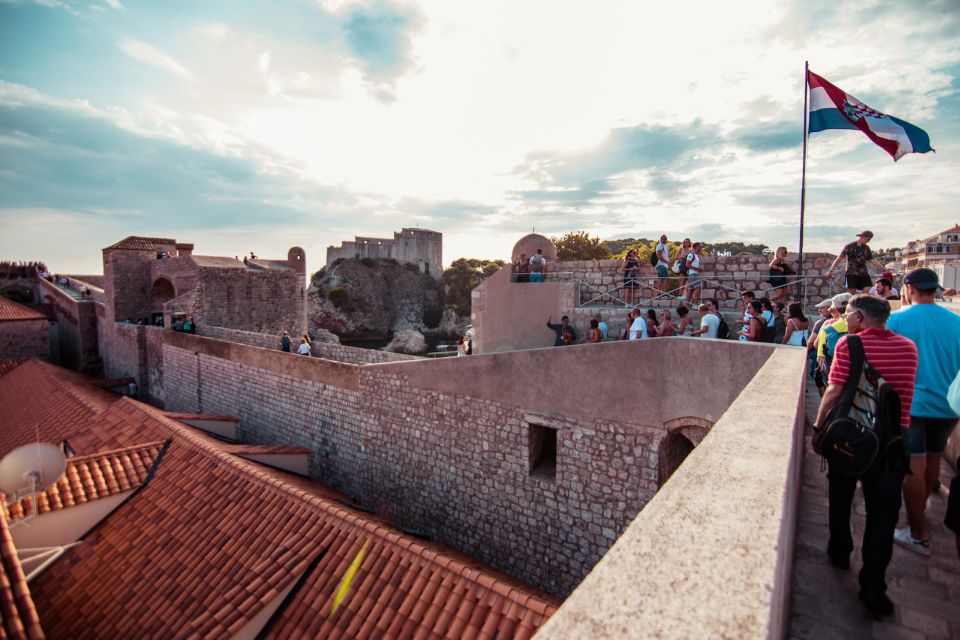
top-left (1, 231), bottom-right (957, 638)
top-left (326, 227), bottom-right (443, 280)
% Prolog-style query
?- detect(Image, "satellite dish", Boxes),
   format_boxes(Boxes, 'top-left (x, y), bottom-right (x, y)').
top-left (0, 442), bottom-right (67, 504)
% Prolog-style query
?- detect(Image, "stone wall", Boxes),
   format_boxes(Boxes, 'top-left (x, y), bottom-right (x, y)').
top-left (103, 248), bottom-right (155, 323)
top-left (192, 268), bottom-right (305, 337)
top-left (536, 347), bottom-right (808, 639)
top-left (196, 325), bottom-right (420, 364)
top-left (158, 331), bottom-right (774, 595)
top-left (0, 318), bottom-right (50, 361)
top-left (36, 277), bottom-right (99, 373)
top-left (474, 253), bottom-right (846, 354)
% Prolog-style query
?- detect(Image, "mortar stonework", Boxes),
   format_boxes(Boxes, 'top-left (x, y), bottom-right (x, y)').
top-left (156, 334), bottom-right (767, 595)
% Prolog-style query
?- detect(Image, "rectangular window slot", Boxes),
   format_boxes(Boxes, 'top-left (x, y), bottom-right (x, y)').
top-left (529, 423), bottom-right (557, 481)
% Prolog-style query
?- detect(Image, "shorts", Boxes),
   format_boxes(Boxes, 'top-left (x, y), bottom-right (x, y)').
top-left (904, 416), bottom-right (959, 456)
top-left (845, 273), bottom-right (871, 290)
top-left (686, 273), bottom-right (702, 287)
top-left (529, 272), bottom-right (543, 283)
top-left (656, 265), bottom-right (668, 278)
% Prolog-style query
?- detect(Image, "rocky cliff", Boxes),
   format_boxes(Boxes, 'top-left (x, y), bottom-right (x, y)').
top-left (307, 258), bottom-right (446, 340)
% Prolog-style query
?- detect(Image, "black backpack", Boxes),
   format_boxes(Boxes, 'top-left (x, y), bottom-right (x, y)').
top-left (813, 335), bottom-right (904, 476)
top-left (649, 250), bottom-right (659, 267)
top-left (761, 314), bottom-right (778, 343)
top-left (716, 316), bottom-right (731, 339)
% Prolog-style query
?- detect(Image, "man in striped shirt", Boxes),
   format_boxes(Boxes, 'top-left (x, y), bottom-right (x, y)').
top-left (814, 294), bottom-right (918, 617)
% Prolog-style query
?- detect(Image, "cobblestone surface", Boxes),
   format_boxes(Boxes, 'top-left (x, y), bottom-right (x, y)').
top-left (790, 385), bottom-right (960, 640)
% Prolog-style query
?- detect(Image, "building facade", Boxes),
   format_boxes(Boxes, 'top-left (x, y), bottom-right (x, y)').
top-left (904, 224), bottom-right (960, 288)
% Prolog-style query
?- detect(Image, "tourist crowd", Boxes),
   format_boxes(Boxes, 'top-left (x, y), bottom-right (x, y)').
top-left (538, 230), bottom-right (960, 621)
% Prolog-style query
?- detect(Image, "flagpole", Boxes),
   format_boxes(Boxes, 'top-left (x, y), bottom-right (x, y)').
top-left (799, 61), bottom-right (809, 308)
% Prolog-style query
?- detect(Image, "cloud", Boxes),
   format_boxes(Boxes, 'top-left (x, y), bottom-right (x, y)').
top-left (341, 0), bottom-right (424, 97)
top-left (509, 122), bottom-right (719, 209)
top-left (0, 91), bottom-right (378, 269)
top-left (117, 38), bottom-right (195, 83)
top-left (103, 0), bottom-right (124, 10)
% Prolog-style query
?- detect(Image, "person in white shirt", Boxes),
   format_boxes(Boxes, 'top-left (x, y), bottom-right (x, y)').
top-left (297, 335), bottom-right (312, 356)
top-left (628, 307), bottom-right (649, 340)
top-left (655, 235), bottom-right (670, 297)
top-left (683, 242), bottom-right (703, 304)
top-left (690, 304), bottom-right (720, 338)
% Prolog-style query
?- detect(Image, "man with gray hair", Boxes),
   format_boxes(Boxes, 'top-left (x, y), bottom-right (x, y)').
top-left (814, 294), bottom-right (918, 616)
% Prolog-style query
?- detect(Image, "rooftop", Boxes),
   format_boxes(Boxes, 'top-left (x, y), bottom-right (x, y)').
top-left (103, 236), bottom-right (177, 251)
top-left (0, 298), bottom-right (50, 323)
top-left (0, 360), bottom-right (559, 638)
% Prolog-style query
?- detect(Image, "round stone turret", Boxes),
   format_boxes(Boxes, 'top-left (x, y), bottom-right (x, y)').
top-left (287, 247), bottom-right (306, 274)
top-left (511, 234), bottom-right (557, 262)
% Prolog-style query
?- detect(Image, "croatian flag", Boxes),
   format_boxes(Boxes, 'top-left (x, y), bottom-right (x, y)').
top-left (807, 70), bottom-right (933, 161)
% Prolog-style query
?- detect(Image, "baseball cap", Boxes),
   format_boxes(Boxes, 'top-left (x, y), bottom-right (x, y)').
top-left (857, 230), bottom-right (874, 238)
top-left (831, 292), bottom-right (853, 309)
top-left (814, 298), bottom-right (834, 308)
top-left (903, 267), bottom-right (940, 290)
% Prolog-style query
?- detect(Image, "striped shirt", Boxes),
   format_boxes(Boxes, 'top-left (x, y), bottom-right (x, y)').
top-left (828, 328), bottom-right (918, 428)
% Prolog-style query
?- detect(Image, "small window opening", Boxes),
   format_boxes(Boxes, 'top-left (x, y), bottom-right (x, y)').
top-left (529, 423), bottom-right (557, 481)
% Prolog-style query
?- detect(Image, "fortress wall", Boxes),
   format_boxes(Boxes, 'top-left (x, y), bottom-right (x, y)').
top-left (0, 318), bottom-right (49, 362)
top-left (196, 325), bottom-right (420, 364)
top-left (536, 346), bottom-right (809, 639)
top-left (157, 330), bottom-right (775, 595)
top-left (353, 366), bottom-right (663, 594)
top-left (161, 331), bottom-right (367, 495)
top-left (474, 253), bottom-right (843, 353)
top-left (193, 268), bottom-right (306, 337)
top-left (37, 277), bottom-right (99, 372)
top-left (98, 322), bottom-right (155, 394)
top-left (103, 249), bottom-right (154, 323)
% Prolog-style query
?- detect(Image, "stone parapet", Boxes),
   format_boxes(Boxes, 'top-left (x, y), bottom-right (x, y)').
top-left (535, 346), bottom-right (807, 639)
top-left (196, 325), bottom-right (421, 364)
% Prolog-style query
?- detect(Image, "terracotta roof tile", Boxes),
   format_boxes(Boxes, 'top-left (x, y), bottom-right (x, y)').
top-left (1, 442), bottom-right (164, 521)
top-left (0, 359), bottom-right (27, 379)
top-left (103, 236), bottom-right (176, 251)
top-left (0, 360), bottom-right (129, 458)
top-left (0, 298), bottom-right (49, 323)
top-left (1, 366), bottom-right (559, 639)
top-left (0, 513), bottom-right (45, 639)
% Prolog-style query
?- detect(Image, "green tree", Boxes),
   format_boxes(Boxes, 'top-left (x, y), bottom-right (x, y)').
top-left (704, 241), bottom-right (768, 256)
top-left (551, 231), bottom-right (612, 261)
top-left (442, 258), bottom-right (505, 316)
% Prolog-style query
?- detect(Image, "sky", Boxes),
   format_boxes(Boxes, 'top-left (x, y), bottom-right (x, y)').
top-left (1, 0), bottom-right (959, 276)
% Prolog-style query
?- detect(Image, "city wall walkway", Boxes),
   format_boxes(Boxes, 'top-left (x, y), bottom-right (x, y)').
top-left (790, 385), bottom-right (960, 639)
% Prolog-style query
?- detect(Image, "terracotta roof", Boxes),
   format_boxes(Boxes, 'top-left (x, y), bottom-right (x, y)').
top-left (2, 367), bottom-right (559, 639)
top-left (191, 255), bottom-right (246, 269)
top-left (103, 236), bottom-right (176, 251)
top-left (0, 360), bottom-right (124, 458)
top-left (1, 442), bottom-right (165, 521)
top-left (0, 359), bottom-right (27, 379)
top-left (0, 298), bottom-right (49, 323)
top-left (0, 513), bottom-right (44, 640)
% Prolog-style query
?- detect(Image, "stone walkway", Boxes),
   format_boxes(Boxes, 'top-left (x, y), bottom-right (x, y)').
top-left (789, 385), bottom-right (960, 640)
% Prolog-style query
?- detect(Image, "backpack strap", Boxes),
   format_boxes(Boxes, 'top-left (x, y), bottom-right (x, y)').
top-left (837, 334), bottom-right (864, 407)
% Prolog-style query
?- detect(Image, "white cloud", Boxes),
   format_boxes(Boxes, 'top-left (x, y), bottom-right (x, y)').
top-left (117, 38), bottom-right (195, 83)
top-left (194, 22), bottom-right (229, 43)
top-left (103, 0), bottom-right (125, 10)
